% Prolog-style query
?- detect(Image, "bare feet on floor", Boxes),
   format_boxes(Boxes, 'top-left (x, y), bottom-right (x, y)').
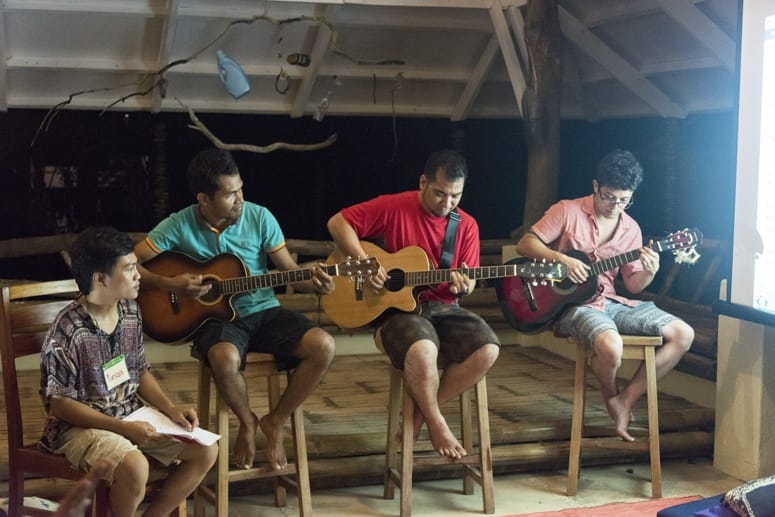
top-left (259, 414), bottom-right (288, 470)
top-left (233, 412), bottom-right (260, 469)
top-left (606, 394), bottom-right (635, 442)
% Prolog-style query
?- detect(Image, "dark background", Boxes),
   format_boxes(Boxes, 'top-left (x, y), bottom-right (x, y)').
top-left (0, 108), bottom-right (737, 294)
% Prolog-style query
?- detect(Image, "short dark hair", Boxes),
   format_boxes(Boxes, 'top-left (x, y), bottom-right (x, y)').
top-left (70, 226), bottom-right (134, 295)
top-left (186, 148), bottom-right (240, 198)
top-left (595, 149), bottom-right (644, 191)
top-left (423, 149), bottom-right (468, 182)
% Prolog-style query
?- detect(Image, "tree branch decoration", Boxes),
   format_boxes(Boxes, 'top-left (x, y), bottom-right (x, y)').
top-left (179, 98), bottom-right (337, 153)
top-left (30, 12), bottom-right (404, 150)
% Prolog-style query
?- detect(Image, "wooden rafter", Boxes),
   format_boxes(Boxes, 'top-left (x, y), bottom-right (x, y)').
top-left (0, 5), bottom-right (7, 111)
top-left (451, 35), bottom-right (499, 122)
top-left (655, 0), bottom-right (735, 72)
top-left (152, 0), bottom-right (181, 113)
top-left (490, 4), bottom-right (526, 118)
top-left (558, 5), bottom-right (687, 118)
top-left (291, 5), bottom-right (338, 118)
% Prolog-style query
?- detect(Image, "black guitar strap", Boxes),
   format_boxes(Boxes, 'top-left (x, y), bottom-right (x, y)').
top-left (439, 209), bottom-right (460, 269)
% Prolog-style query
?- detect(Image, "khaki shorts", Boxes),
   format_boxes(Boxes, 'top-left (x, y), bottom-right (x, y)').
top-left (53, 427), bottom-right (185, 484)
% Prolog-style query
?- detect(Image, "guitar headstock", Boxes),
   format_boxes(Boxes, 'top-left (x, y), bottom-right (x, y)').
top-left (517, 260), bottom-right (567, 283)
top-left (657, 228), bottom-right (703, 265)
top-left (337, 256), bottom-right (381, 279)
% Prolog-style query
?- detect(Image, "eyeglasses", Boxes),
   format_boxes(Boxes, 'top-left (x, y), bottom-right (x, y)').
top-left (596, 190), bottom-right (633, 209)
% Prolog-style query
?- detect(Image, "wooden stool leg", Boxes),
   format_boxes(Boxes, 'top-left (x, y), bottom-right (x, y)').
top-left (288, 371), bottom-right (313, 517)
top-left (567, 342), bottom-right (587, 496)
top-left (400, 380), bottom-right (414, 517)
top-left (461, 388), bottom-right (474, 495)
top-left (215, 391), bottom-right (231, 516)
top-left (384, 367), bottom-right (402, 500)
top-left (475, 377), bottom-right (495, 514)
top-left (645, 346), bottom-right (662, 498)
top-left (267, 374), bottom-right (288, 508)
top-left (194, 364), bottom-right (213, 517)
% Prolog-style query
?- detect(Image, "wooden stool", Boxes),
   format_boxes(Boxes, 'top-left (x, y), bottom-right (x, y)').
top-left (193, 352), bottom-right (311, 517)
top-left (567, 335), bottom-right (663, 498)
top-left (384, 365), bottom-right (494, 516)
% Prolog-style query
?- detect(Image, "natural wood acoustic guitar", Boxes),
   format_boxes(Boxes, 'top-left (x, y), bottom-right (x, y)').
top-left (137, 250), bottom-right (379, 343)
top-left (321, 241), bottom-right (566, 329)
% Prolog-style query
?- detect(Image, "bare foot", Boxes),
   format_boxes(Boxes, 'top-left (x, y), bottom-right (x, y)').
top-left (426, 420), bottom-right (467, 459)
top-left (605, 394), bottom-right (635, 442)
top-left (233, 413), bottom-right (259, 469)
top-left (259, 414), bottom-right (288, 470)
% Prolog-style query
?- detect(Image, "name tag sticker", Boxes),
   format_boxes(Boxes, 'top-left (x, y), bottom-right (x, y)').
top-left (103, 354), bottom-right (130, 390)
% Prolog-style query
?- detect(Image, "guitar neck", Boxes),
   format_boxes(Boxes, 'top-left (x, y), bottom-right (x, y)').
top-left (217, 264), bottom-right (337, 295)
top-left (588, 243), bottom-right (657, 276)
top-left (405, 264), bottom-right (519, 286)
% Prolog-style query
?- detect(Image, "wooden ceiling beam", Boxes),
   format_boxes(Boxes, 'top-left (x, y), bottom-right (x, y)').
top-left (490, 4), bottom-right (526, 118)
top-left (151, 0), bottom-right (181, 113)
top-left (655, 0), bottom-right (735, 72)
top-left (559, 6), bottom-right (686, 118)
top-left (0, 5), bottom-right (7, 111)
top-left (505, 5), bottom-right (529, 73)
top-left (291, 5), bottom-right (337, 118)
top-left (572, 0), bottom-right (704, 28)
top-left (451, 35), bottom-right (499, 122)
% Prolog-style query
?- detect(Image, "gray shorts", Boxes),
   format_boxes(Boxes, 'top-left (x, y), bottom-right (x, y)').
top-left (378, 302), bottom-right (500, 369)
top-left (52, 427), bottom-right (185, 485)
top-left (555, 299), bottom-right (678, 348)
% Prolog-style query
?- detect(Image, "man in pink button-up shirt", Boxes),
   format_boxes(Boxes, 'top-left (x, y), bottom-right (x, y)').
top-left (516, 149), bottom-right (694, 442)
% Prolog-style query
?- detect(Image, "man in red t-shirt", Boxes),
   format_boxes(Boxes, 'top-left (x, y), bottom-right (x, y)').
top-left (327, 149), bottom-right (500, 459)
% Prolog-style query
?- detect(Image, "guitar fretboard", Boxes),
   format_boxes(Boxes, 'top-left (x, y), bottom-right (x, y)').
top-left (589, 249), bottom-right (643, 276)
top-left (215, 264), bottom-right (338, 295)
top-left (405, 262), bottom-right (559, 286)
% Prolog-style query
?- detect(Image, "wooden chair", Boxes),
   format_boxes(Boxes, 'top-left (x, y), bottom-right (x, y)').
top-left (193, 351), bottom-right (312, 517)
top-left (383, 365), bottom-right (494, 517)
top-left (567, 335), bottom-right (664, 498)
top-left (0, 280), bottom-right (109, 517)
top-left (1, 280), bottom-right (186, 517)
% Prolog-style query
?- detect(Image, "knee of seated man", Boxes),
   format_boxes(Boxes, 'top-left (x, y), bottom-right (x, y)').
top-left (666, 320), bottom-right (694, 352)
top-left (207, 342), bottom-right (242, 372)
top-left (114, 450), bottom-right (150, 490)
top-left (301, 327), bottom-right (336, 359)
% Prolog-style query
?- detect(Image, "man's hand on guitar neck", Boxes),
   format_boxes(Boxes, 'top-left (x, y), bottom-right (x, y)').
top-left (450, 263), bottom-right (474, 297)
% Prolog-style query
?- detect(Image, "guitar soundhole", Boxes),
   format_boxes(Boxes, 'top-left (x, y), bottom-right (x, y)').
top-left (199, 278), bottom-right (221, 304)
top-left (384, 269), bottom-right (406, 292)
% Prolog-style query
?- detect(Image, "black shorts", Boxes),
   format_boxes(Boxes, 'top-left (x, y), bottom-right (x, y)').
top-left (192, 306), bottom-right (316, 371)
top-left (378, 302), bottom-right (500, 370)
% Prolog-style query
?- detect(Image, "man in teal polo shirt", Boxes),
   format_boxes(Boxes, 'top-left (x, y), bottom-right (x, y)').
top-left (134, 148), bottom-right (336, 471)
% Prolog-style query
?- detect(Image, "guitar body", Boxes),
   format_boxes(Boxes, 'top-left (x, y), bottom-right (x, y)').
top-left (321, 241), bottom-right (430, 328)
top-left (496, 251), bottom-right (598, 333)
top-left (138, 251), bottom-right (247, 343)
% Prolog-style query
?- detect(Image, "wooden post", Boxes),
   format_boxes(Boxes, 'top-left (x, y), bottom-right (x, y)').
top-left (521, 0), bottom-right (563, 231)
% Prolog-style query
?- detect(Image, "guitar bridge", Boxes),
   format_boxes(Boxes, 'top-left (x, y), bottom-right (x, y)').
top-left (169, 292), bottom-right (180, 314)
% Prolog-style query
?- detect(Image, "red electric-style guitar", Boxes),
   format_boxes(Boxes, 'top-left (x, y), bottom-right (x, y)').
top-left (495, 228), bottom-right (703, 333)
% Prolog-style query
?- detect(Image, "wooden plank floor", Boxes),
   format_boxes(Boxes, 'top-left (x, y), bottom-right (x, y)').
top-left (0, 344), bottom-right (715, 493)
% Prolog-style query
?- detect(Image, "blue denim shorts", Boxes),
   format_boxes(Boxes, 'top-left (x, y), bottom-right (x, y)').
top-left (555, 299), bottom-right (677, 348)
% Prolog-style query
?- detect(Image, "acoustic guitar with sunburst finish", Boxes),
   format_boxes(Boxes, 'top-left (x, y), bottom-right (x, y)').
top-left (321, 241), bottom-right (566, 329)
top-left (137, 250), bottom-right (379, 343)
